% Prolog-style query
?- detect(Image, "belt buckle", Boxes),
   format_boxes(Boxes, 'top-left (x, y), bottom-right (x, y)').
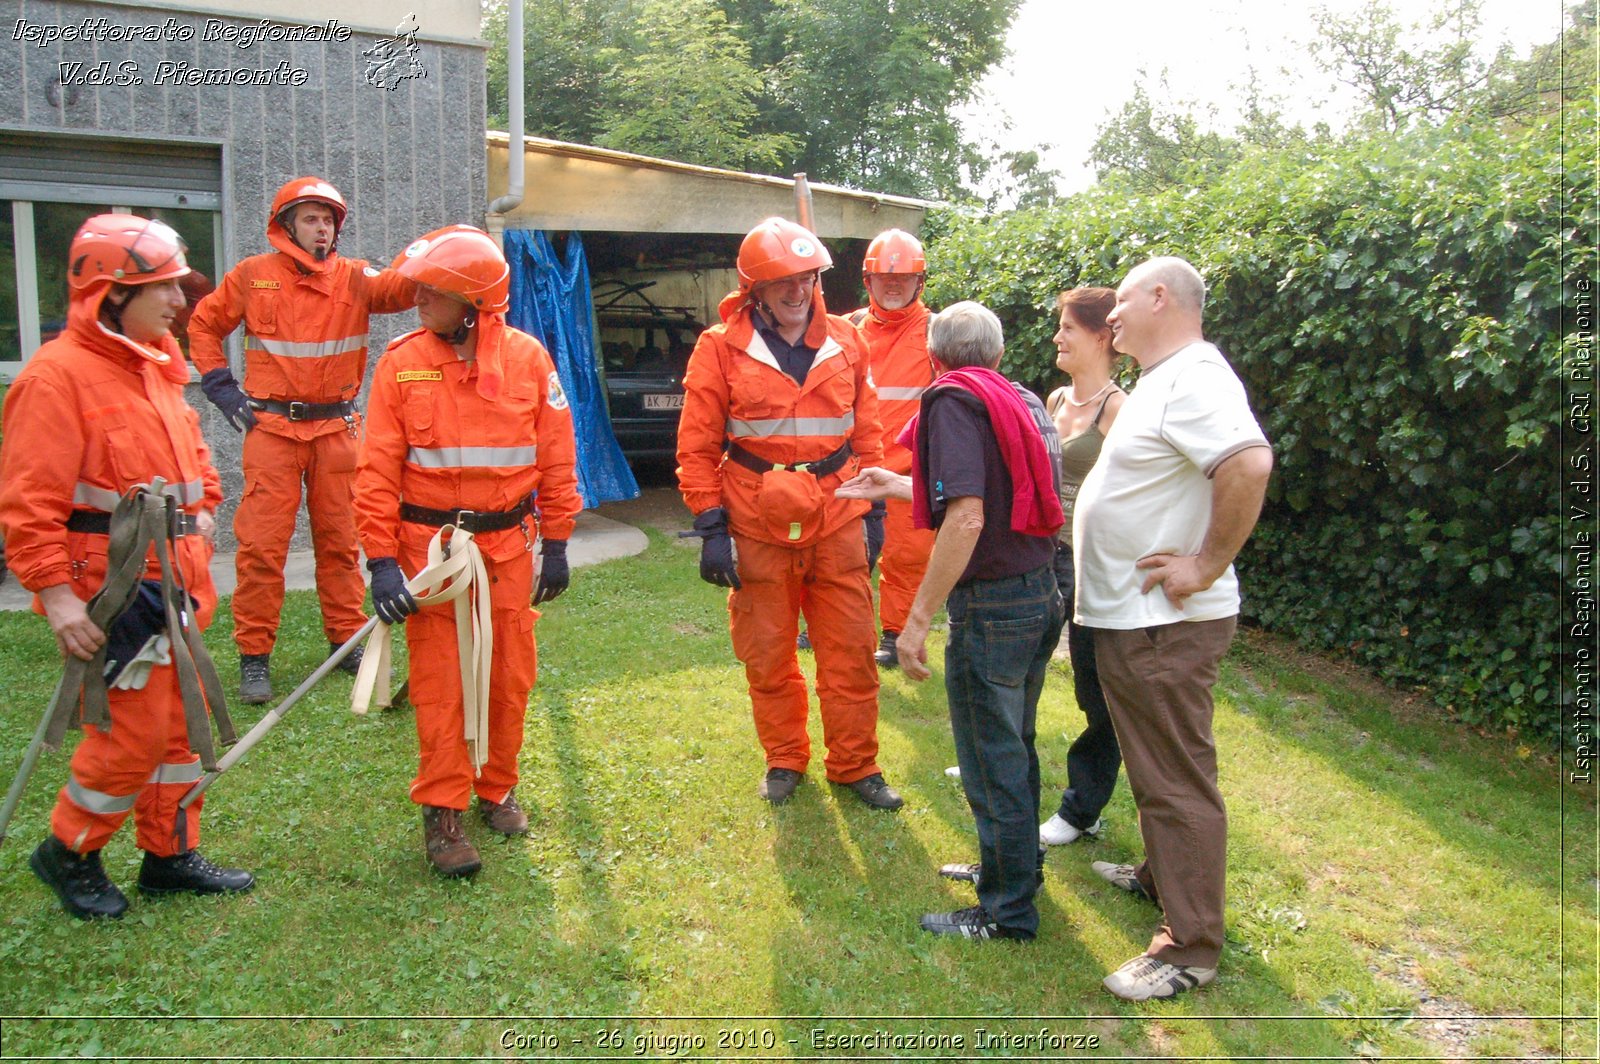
top-left (287, 401), bottom-right (308, 421)
top-left (453, 509), bottom-right (477, 532)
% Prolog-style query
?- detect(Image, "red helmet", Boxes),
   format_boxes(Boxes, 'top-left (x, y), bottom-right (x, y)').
top-left (270, 176), bottom-right (348, 233)
top-left (393, 225), bottom-right (510, 313)
top-left (863, 229), bottom-right (925, 275)
top-left (68, 214), bottom-right (192, 291)
top-left (737, 217), bottom-right (832, 288)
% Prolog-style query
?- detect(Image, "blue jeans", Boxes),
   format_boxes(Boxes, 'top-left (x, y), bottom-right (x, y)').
top-left (945, 564), bottom-right (1066, 937)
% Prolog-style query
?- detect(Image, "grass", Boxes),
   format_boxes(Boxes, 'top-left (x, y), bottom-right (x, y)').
top-left (0, 528), bottom-right (1592, 1060)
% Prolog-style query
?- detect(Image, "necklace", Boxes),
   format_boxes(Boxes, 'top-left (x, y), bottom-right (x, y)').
top-left (1066, 380), bottom-right (1115, 407)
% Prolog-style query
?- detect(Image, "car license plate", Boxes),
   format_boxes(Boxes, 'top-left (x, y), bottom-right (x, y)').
top-left (643, 394), bottom-right (684, 411)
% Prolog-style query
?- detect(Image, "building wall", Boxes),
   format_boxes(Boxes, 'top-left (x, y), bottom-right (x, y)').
top-left (3, 0), bottom-right (488, 549)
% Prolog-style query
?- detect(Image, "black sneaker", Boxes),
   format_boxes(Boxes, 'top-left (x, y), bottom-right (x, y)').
top-left (239, 654), bottom-right (272, 705)
top-left (874, 630), bottom-right (900, 669)
top-left (138, 850), bottom-right (255, 896)
top-left (845, 773), bottom-right (904, 810)
top-left (331, 641), bottom-right (365, 676)
top-left (759, 768), bottom-right (803, 803)
top-left (919, 905), bottom-right (1031, 940)
top-left (938, 855), bottom-right (1046, 890)
top-left (30, 836), bottom-right (128, 920)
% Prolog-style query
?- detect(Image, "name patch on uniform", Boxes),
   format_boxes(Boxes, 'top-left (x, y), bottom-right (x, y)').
top-left (396, 370), bottom-right (443, 382)
top-left (249, 280), bottom-right (281, 290)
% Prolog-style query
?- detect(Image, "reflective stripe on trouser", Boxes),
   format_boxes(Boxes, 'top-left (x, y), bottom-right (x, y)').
top-left (876, 495), bottom-right (934, 634)
top-left (51, 663), bottom-right (205, 857)
top-left (232, 428), bottom-right (369, 654)
top-left (402, 546), bottom-right (537, 810)
top-left (728, 521), bottom-right (881, 783)
top-left (1092, 616), bottom-right (1237, 969)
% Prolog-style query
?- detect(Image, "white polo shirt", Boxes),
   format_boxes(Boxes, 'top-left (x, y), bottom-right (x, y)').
top-left (1073, 340), bottom-right (1269, 630)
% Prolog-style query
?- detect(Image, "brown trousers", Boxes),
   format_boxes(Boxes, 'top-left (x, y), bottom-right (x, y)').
top-left (1093, 616), bottom-right (1236, 968)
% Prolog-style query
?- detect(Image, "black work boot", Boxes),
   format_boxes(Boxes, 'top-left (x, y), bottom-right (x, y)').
top-left (422, 806), bottom-right (481, 877)
top-left (845, 773), bottom-right (904, 810)
top-left (331, 641), bottom-right (365, 676)
top-left (30, 836), bottom-right (128, 919)
top-left (874, 630), bottom-right (900, 669)
top-left (239, 654), bottom-right (272, 705)
top-left (138, 850), bottom-right (255, 895)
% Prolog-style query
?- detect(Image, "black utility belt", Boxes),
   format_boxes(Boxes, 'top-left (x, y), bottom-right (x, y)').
top-left (725, 439), bottom-right (853, 478)
top-left (67, 510), bottom-right (203, 537)
top-left (248, 397), bottom-right (357, 422)
top-left (400, 499), bottom-right (531, 534)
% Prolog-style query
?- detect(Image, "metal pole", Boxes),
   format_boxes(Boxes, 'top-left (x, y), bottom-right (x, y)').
top-left (0, 676), bottom-right (69, 847)
top-left (178, 615), bottom-right (383, 810)
top-left (794, 172), bottom-right (815, 233)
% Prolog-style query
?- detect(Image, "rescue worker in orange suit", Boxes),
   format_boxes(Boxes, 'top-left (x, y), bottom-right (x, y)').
top-left (0, 215), bottom-right (253, 919)
top-left (189, 177), bottom-right (417, 706)
top-left (677, 216), bottom-right (902, 810)
top-left (353, 226), bottom-right (581, 877)
top-left (853, 229), bottom-right (937, 670)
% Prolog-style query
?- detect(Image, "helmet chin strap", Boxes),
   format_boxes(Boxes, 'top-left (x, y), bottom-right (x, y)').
top-left (435, 308), bottom-right (477, 346)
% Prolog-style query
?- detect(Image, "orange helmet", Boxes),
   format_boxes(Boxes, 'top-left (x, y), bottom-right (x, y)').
top-left (863, 229), bottom-right (925, 275)
top-left (68, 214), bottom-right (191, 291)
top-left (737, 217), bottom-right (832, 288)
top-left (393, 225), bottom-right (510, 313)
top-left (270, 176), bottom-right (348, 234)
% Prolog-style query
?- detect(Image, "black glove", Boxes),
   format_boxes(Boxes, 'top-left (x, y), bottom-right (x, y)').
top-left (102, 581), bottom-right (170, 683)
top-left (533, 538), bottom-right (569, 604)
top-left (864, 501), bottom-right (886, 573)
top-left (199, 368), bottom-right (257, 433)
top-left (689, 506), bottom-right (741, 590)
top-left (367, 557), bottom-right (419, 625)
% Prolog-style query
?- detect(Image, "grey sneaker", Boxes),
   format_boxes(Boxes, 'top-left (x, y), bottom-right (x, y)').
top-left (1092, 860), bottom-right (1155, 902)
top-left (239, 654), bottom-right (272, 705)
top-left (1103, 954), bottom-right (1215, 1001)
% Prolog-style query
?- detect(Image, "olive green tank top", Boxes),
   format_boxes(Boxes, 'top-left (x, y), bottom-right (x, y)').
top-left (1051, 389), bottom-right (1120, 545)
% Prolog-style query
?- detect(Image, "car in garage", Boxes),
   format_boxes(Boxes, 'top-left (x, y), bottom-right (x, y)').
top-left (594, 281), bottom-right (702, 460)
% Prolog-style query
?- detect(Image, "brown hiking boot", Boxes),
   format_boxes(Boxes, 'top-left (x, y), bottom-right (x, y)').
top-left (477, 790), bottom-right (530, 836)
top-left (421, 806), bottom-right (481, 877)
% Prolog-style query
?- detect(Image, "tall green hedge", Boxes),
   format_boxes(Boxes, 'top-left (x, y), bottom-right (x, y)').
top-left (927, 103), bottom-right (1592, 738)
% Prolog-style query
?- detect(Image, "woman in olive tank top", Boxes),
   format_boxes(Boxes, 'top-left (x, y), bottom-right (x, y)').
top-left (1040, 287), bottom-right (1126, 847)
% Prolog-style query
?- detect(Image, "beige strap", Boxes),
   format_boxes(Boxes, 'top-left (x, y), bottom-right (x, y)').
top-left (350, 526), bottom-right (495, 774)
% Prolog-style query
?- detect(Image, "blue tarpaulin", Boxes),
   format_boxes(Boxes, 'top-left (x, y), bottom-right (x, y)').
top-left (504, 229), bottom-right (639, 507)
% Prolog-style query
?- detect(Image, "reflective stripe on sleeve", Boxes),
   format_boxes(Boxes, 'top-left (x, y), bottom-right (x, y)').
top-left (405, 445), bottom-right (539, 469)
top-left (875, 386), bottom-right (926, 401)
top-left (66, 777), bottom-right (138, 815)
top-left (725, 412), bottom-right (855, 439)
top-left (245, 333), bottom-right (370, 359)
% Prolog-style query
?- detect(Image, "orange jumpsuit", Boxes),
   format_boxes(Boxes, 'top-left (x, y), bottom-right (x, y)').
top-left (857, 300), bottom-right (936, 635)
top-left (0, 299), bottom-right (224, 857)
top-left (353, 317), bottom-right (581, 811)
top-left (677, 291), bottom-right (886, 783)
top-left (188, 224), bottom-right (415, 655)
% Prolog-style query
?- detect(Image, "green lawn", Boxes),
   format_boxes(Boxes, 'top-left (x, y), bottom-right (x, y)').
top-left (0, 530), bottom-right (1591, 1060)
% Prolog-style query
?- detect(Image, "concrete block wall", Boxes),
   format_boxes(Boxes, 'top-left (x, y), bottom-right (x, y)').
top-left (3, 0), bottom-right (488, 549)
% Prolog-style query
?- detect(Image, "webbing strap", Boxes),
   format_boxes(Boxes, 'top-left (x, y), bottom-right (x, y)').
top-left (42, 483), bottom-right (235, 771)
top-left (351, 526), bottom-right (494, 773)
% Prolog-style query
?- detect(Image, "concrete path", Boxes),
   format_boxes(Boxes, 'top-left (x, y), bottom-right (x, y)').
top-left (0, 508), bottom-right (649, 613)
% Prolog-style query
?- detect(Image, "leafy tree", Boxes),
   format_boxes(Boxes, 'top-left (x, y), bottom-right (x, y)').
top-left (1307, 0), bottom-right (1512, 130)
top-left (485, 0), bottom-right (637, 143)
top-left (1089, 79), bottom-right (1241, 192)
top-left (595, 0), bottom-right (797, 170)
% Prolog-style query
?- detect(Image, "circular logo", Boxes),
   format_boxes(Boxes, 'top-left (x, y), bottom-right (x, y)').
top-left (403, 239), bottom-right (430, 258)
top-left (790, 238), bottom-right (816, 259)
top-left (547, 370), bottom-right (569, 411)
